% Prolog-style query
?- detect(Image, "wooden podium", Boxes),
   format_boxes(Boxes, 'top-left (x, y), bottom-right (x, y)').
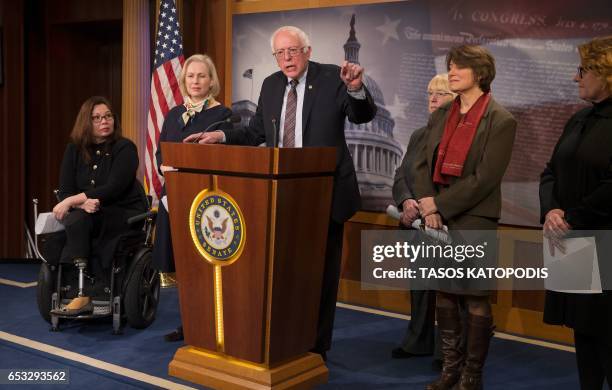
top-left (161, 143), bottom-right (335, 389)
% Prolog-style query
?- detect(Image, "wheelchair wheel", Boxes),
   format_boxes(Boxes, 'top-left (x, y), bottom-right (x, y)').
top-left (36, 263), bottom-right (56, 323)
top-left (123, 248), bottom-right (160, 329)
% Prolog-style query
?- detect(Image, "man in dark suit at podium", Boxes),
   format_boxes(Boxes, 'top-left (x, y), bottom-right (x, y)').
top-left (187, 25), bottom-right (377, 358)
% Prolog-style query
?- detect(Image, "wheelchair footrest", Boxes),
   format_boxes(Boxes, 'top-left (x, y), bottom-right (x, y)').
top-left (53, 300), bottom-right (113, 318)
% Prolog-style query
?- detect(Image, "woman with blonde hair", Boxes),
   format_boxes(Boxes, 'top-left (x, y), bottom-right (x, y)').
top-left (152, 53), bottom-right (233, 341)
top-left (392, 74), bottom-right (456, 370)
top-left (540, 35), bottom-right (612, 389)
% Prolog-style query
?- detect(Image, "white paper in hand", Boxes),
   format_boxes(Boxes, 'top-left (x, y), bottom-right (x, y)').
top-left (385, 204), bottom-right (452, 244)
top-left (544, 236), bottom-right (602, 294)
top-left (35, 212), bottom-right (65, 235)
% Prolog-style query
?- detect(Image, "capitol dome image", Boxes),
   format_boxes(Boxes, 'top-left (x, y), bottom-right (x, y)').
top-left (343, 15), bottom-right (403, 211)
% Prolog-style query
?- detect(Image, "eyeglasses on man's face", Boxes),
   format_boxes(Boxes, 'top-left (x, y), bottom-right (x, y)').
top-left (272, 47), bottom-right (306, 59)
top-left (91, 113), bottom-right (114, 124)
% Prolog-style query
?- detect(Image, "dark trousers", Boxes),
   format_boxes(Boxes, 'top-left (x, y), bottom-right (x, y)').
top-left (399, 290), bottom-right (436, 355)
top-left (152, 201), bottom-right (175, 272)
top-left (574, 331), bottom-right (612, 389)
top-left (314, 220), bottom-right (344, 353)
top-left (63, 209), bottom-right (97, 260)
top-left (62, 209), bottom-right (104, 275)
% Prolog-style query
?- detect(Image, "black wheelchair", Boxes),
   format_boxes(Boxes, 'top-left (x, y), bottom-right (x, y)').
top-left (32, 189), bottom-right (159, 334)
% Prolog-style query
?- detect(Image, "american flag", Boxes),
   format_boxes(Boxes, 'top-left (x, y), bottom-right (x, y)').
top-left (145, 0), bottom-right (184, 205)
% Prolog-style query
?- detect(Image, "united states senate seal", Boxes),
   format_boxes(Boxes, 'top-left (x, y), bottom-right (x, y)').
top-left (189, 189), bottom-right (246, 265)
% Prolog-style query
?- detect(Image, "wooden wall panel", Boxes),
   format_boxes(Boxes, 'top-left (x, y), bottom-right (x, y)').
top-left (46, 0), bottom-right (122, 24)
top-left (25, 20), bottom-right (122, 232)
top-left (0, 0), bottom-right (25, 258)
top-left (512, 240), bottom-right (546, 312)
top-left (1, 0), bottom-right (123, 257)
top-left (183, 0), bottom-right (232, 105)
top-left (233, 0), bottom-right (404, 14)
top-left (22, 0), bottom-right (122, 245)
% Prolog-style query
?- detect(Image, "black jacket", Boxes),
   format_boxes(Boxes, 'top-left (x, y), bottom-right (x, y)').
top-left (57, 137), bottom-right (147, 268)
top-left (224, 61), bottom-right (377, 222)
top-left (540, 98), bottom-right (612, 229)
top-left (540, 98), bottom-right (612, 342)
top-left (392, 126), bottom-right (428, 208)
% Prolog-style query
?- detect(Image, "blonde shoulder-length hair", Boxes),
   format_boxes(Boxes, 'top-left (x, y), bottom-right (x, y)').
top-left (178, 54), bottom-right (221, 98)
top-left (579, 35), bottom-right (612, 95)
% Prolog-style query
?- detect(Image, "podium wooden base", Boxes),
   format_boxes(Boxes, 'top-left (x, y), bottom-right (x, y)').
top-left (169, 346), bottom-right (328, 389)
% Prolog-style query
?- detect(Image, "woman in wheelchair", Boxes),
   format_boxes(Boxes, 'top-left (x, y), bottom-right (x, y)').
top-left (50, 96), bottom-right (147, 316)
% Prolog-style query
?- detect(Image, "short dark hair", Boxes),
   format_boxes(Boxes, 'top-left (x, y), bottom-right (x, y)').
top-left (446, 45), bottom-right (496, 93)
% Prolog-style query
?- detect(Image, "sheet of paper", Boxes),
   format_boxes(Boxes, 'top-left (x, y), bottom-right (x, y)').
top-left (35, 212), bottom-right (65, 235)
top-left (544, 236), bottom-right (602, 294)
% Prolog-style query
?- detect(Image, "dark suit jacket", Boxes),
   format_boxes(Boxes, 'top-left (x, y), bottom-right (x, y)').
top-left (225, 61), bottom-right (377, 222)
top-left (392, 126), bottom-right (427, 208)
top-left (412, 98), bottom-right (517, 226)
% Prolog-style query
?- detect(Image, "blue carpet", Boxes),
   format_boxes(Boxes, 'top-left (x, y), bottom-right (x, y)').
top-left (0, 263), bottom-right (579, 389)
top-left (0, 262), bottom-right (41, 282)
top-left (0, 341), bottom-right (162, 389)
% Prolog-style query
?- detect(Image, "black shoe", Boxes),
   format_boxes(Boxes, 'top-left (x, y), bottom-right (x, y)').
top-left (431, 358), bottom-right (443, 372)
top-left (164, 326), bottom-right (184, 342)
top-left (392, 347), bottom-right (417, 359)
top-left (310, 348), bottom-right (327, 362)
top-left (320, 351), bottom-right (327, 362)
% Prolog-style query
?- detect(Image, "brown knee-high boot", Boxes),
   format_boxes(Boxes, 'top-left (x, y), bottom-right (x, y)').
top-left (425, 307), bottom-right (463, 390)
top-left (457, 314), bottom-right (494, 390)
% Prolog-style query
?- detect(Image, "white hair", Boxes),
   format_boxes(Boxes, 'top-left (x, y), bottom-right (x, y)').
top-left (270, 26), bottom-right (311, 52)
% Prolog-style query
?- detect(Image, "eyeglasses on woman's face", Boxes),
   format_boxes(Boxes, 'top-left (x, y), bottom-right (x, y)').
top-left (428, 91), bottom-right (452, 99)
top-left (91, 113), bottom-right (114, 124)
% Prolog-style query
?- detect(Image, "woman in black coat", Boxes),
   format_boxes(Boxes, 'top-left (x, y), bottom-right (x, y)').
top-left (540, 35), bottom-right (612, 389)
top-left (51, 96), bottom-right (147, 315)
top-left (152, 54), bottom-right (232, 341)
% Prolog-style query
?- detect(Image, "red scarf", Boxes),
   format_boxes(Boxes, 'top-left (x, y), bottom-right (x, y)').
top-left (433, 93), bottom-right (491, 185)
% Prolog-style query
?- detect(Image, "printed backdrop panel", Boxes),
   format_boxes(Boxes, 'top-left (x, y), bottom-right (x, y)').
top-left (232, 0), bottom-right (612, 226)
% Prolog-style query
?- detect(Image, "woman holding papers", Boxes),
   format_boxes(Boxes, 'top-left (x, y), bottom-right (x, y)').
top-left (152, 54), bottom-right (232, 341)
top-left (51, 96), bottom-right (147, 315)
top-left (412, 45), bottom-right (517, 389)
top-left (540, 35), bottom-right (612, 389)
top-left (391, 74), bottom-right (456, 370)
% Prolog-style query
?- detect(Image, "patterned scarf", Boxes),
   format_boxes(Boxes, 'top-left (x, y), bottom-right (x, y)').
top-left (433, 92), bottom-right (491, 185)
top-left (181, 96), bottom-right (209, 125)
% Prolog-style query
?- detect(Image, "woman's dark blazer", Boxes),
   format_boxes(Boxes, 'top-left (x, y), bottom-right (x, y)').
top-left (58, 138), bottom-right (146, 268)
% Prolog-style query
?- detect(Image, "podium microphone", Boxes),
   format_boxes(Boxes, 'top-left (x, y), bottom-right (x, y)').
top-left (191, 114), bottom-right (241, 143)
